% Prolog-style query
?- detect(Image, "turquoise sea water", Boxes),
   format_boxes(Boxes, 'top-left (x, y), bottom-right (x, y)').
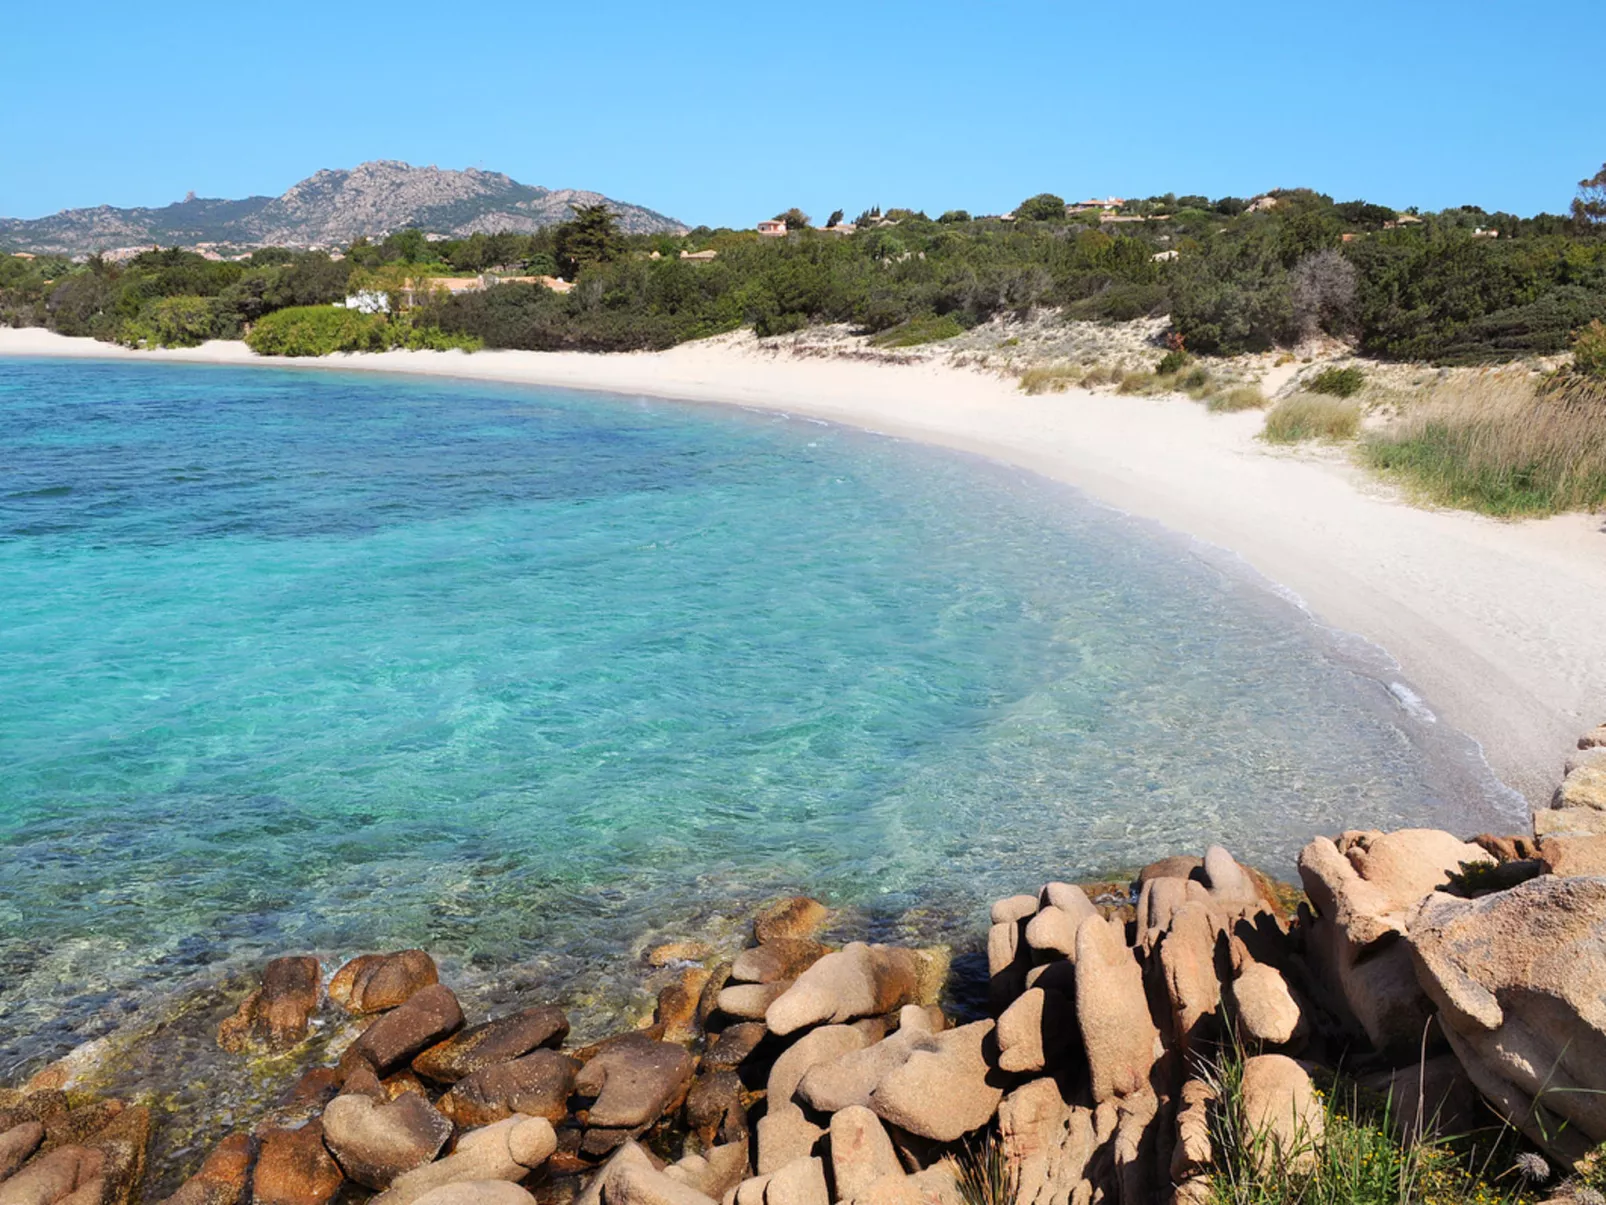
top-left (0, 357), bottom-right (1517, 1078)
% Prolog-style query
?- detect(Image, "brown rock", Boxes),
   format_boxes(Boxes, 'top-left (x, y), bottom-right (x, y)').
top-left (1022, 908), bottom-right (1078, 960)
top-left (0, 1145), bottom-right (103, 1205)
top-left (251, 1122), bottom-right (343, 1205)
top-left (794, 1026), bottom-right (935, 1115)
top-left (438, 1050), bottom-right (579, 1128)
top-left (1157, 902), bottom-right (1221, 1051)
top-left (1359, 1054), bottom-right (1478, 1143)
top-left (997, 1078), bottom-right (1094, 1205)
top-left (828, 1107), bottom-right (901, 1203)
top-left (730, 941), bottom-right (827, 986)
top-left (321, 1093), bottom-right (451, 1190)
top-left (1135, 855), bottom-right (1204, 886)
top-left (217, 957), bottom-right (321, 1053)
top-left (589, 1142), bottom-right (719, 1205)
top-left (0, 1122), bottom-right (45, 1184)
top-left (988, 895), bottom-right (1038, 925)
top-left (1533, 806), bottom-right (1606, 838)
top-left (279, 1070), bottom-right (342, 1117)
top-left (994, 988), bottom-right (1075, 1075)
top-left (869, 1021), bottom-right (1003, 1143)
top-left (656, 968), bottom-right (713, 1044)
top-left (753, 1108), bottom-right (820, 1177)
top-left (1239, 1055), bottom-right (1322, 1174)
top-left (344, 984), bottom-right (465, 1075)
top-left (716, 983), bottom-right (791, 1022)
top-left (411, 1185), bottom-right (538, 1205)
top-left (1407, 876), bottom-right (1606, 1165)
top-left (684, 1072), bottom-right (744, 1147)
top-left (573, 1033), bottom-right (695, 1130)
top-left (1170, 1079), bottom-right (1214, 1182)
top-left (1074, 915), bottom-right (1158, 1103)
top-left (1231, 963), bottom-right (1305, 1050)
top-left (986, 921), bottom-right (1027, 1010)
top-left (84, 1106), bottom-right (149, 1205)
top-left (762, 1157), bottom-right (826, 1205)
top-left (764, 944), bottom-right (921, 1036)
top-left (0, 1092), bottom-right (69, 1135)
top-left (767, 1026), bottom-right (867, 1107)
top-left (663, 1144), bottom-right (749, 1201)
top-left (1297, 829), bottom-right (1491, 1051)
top-left (413, 1006), bottom-right (569, 1083)
top-left (156, 1133), bottom-right (251, 1205)
top-left (329, 951), bottom-right (439, 1015)
top-left (646, 942), bottom-right (713, 968)
top-left (702, 1023), bottom-right (768, 1072)
top-left (371, 1117), bottom-right (556, 1205)
top-left (1538, 835), bottom-right (1606, 877)
top-left (753, 899), bottom-right (830, 945)
top-left (1470, 834), bottom-right (1539, 863)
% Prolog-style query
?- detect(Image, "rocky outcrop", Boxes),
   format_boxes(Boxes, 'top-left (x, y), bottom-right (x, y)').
top-left (217, 957), bottom-right (321, 1052)
top-left (1408, 876), bottom-right (1606, 1165)
top-left (371, 1118), bottom-right (556, 1205)
top-left (1075, 917), bottom-right (1159, 1103)
top-left (869, 1022), bottom-right (1003, 1143)
top-left (1239, 1056), bottom-right (1323, 1174)
top-left (1297, 829), bottom-right (1491, 1051)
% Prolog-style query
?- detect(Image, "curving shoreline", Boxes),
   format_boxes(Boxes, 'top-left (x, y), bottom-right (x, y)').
top-left (4, 326), bottom-right (1602, 807)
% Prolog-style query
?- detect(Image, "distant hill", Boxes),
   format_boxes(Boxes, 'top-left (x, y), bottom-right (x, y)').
top-left (0, 160), bottom-right (687, 254)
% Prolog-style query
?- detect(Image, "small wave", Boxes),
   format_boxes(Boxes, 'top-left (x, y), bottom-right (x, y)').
top-left (1387, 681), bottom-right (1438, 723)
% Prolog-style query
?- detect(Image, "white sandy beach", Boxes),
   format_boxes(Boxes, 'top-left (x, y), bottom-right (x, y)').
top-left (3, 325), bottom-right (1601, 808)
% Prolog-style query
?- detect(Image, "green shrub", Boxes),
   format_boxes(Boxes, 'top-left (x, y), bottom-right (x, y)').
top-left (247, 305), bottom-right (390, 356)
top-left (869, 313), bottom-right (964, 347)
top-left (1307, 365), bottom-right (1366, 397)
top-left (118, 295), bottom-right (221, 348)
top-left (1264, 393), bottom-right (1363, 442)
top-left (1209, 385), bottom-right (1270, 412)
top-left (1156, 349), bottom-right (1190, 375)
top-left (1574, 319), bottom-right (1606, 378)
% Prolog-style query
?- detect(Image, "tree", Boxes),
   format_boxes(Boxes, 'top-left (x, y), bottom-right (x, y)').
top-left (553, 204), bottom-right (625, 279)
top-left (938, 210), bottom-right (971, 224)
top-left (1290, 249), bottom-right (1358, 339)
top-left (1015, 193), bottom-right (1066, 222)
top-left (774, 208), bottom-right (812, 231)
top-left (1574, 163), bottom-right (1606, 228)
top-left (826, 209), bottom-right (844, 229)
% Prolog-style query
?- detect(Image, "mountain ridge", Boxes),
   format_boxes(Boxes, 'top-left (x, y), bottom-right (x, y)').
top-left (0, 160), bottom-right (686, 254)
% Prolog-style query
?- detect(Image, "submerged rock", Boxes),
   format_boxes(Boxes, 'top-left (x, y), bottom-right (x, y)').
top-left (217, 957), bottom-right (322, 1053)
top-left (155, 1133), bottom-right (252, 1205)
top-left (753, 899), bottom-right (830, 945)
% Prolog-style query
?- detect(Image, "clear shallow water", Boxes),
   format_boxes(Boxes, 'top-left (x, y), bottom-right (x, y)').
top-left (0, 357), bottom-right (1518, 1077)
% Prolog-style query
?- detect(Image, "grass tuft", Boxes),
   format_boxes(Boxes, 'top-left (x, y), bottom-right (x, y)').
top-left (1210, 385), bottom-right (1271, 412)
top-left (1361, 373), bottom-right (1606, 516)
top-left (1264, 393), bottom-right (1363, 443)
top-left (1308, 366), bottom-right (1367, 397)
top-left (955, 1130), bottom-right (1017, 1205)
top-left (1019, 363), bottom-right (1083, 394)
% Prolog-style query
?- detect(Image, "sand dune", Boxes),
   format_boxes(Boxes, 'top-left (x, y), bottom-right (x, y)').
top-left (4, 326), bottom-right (1601, 807)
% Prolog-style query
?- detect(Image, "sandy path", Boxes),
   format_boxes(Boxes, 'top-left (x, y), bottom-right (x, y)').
top-left (3, 327), bottom-right (1601, 807)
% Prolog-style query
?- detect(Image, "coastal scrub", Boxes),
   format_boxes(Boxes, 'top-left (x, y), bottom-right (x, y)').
top-left (1263, 394), bottom-right (1363, 443)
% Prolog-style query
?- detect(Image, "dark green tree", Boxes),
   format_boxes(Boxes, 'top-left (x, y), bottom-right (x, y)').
top-left (774, 208), bottom-right (812, 231)
top-left (826, 209), bottom-right (844, 229)
top-left (553, 205), bottom-right (626, 279)
top-left (1015, 193), bottom-right (1067, 222)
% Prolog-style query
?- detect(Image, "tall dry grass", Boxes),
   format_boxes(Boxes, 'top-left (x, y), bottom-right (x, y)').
top-left (1263, 394), bottom-right (1363, 443)
top-left (1362, 372), bottom-right (1606, 516)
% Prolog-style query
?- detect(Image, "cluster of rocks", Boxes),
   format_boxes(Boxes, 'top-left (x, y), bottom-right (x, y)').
top-left (1532, 723), bottom-right (1606, 838)
top-left (5, 723), bottom-right (1606, 1205)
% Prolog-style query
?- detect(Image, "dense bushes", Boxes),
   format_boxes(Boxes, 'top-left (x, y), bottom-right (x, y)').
top-left (1306, 366), bottom-right (1366, 397)
top-left (1576, 319), bottom-right (1606, 377)
top-left (244, 306), bottom-right (481, 356)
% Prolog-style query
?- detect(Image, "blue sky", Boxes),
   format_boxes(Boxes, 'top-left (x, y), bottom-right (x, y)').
top-left (3, 0), bottom-right (1600, 228)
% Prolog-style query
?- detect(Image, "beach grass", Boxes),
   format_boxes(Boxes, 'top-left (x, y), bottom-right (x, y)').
top-left (1210, 385), bottom-right (1271, 412)
top-left (1019, 363), bottom-right (1085, 394)
top-left (1203, 1053), bottom-right (1531, 1205)
top-left (1264, 394), bottom-right (1364, 443)
top-left (1361, 373), bottom-right (1606, 517)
